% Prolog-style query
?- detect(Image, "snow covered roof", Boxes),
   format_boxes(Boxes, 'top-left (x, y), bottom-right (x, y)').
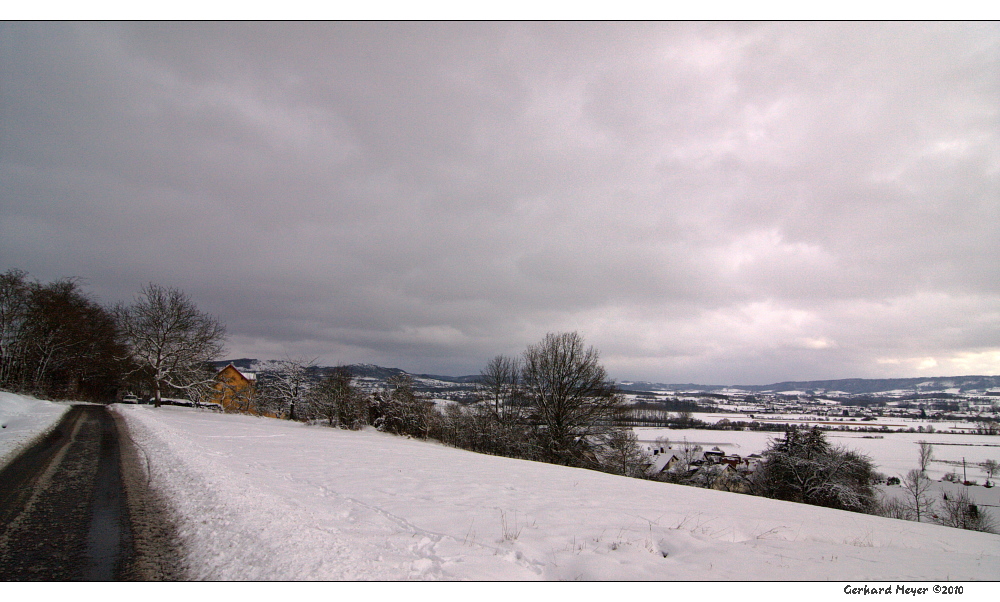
top-left (646, 451), bottom-right (680, 474)
top-left (218, 363), bottom-right (256, 380)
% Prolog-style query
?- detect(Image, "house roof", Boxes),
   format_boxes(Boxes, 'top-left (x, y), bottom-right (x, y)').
top-left (647, 451), bottom-right (680, 474)
top-left (217, 363), bottom-right (256, 381)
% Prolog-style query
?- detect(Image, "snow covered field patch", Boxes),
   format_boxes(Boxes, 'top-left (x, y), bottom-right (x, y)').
top-left (115, 405), bottom-right (1000, 580)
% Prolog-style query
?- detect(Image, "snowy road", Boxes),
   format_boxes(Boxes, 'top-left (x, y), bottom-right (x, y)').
top-left (116, 405), bottom-right (1000, 581)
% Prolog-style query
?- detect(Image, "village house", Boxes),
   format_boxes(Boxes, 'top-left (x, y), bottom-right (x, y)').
top-left (688, 463), bottom-right (751, 493)
top-left (645, 450), bottom-right (682, 477)
top-left (210, 363), bottom-right (258, 414)
top-left (702, 449), bottom-right (764, 473)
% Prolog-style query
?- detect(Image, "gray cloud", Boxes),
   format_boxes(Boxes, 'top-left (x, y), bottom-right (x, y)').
top-left (2, 22), bottom-right (998, 384)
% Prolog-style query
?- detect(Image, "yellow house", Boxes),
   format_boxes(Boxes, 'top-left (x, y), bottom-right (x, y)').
top-left (211, 363), bottom-right (257, 413)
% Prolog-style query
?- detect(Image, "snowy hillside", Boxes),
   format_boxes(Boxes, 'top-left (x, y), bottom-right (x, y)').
top-left (114, 405), bottom-right (999, 581)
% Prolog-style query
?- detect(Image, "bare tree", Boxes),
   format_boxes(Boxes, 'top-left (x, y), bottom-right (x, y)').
top-left (674, 411), bottom-right (695, 428)
top-left (676, 439), bottom-right (704, 474)
top-left (936, 489), bottom-right (996, 533)
top-left (521, 332), bottom-right (626, 466)
top-left (901, 469), bottom-right (935, 523)
top-left (115, 284), bottom-right (226, 407)
top-left (478, 354), bottom-right (526, 426)
top-left (0, 269), bottom-right (31, 390)
top-left (601, 428), bottom-right (648, 478)
top-left (307, 366), bottom-right (368, 428)
top-left (472, 355), bottom-right (533, 456)
top-left (0, 270), bottom-right (127, 400)
top-left (879, 496), bottom-right (914, 521)
top-left (980, 459), bottom-right (998, 487)
top-left (918, 441), bottom-right (934, 474)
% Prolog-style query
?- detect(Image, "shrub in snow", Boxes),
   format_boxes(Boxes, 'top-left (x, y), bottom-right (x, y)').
top-left (750, 427), bottom-right (882, 514)
top-left (431, 402), bottom-right (536, 461)
top-left (935, 489), bottom-right (997, 533)
top-left (879, 496), bottom-right (915, 521)
top-left (371, 374), bottom-right (435, 439)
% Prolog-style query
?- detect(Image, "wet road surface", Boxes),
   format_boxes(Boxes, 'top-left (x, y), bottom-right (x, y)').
top-left (0, 405), bottom-right (133, 580)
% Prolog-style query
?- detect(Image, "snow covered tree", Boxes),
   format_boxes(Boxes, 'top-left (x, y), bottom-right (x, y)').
top-left (252, 358), bottom-right (314, 420)
top-left (901, 468), bottom-right (935, 523)
top-left (751, 427), bottom-right (882, 513)
top-left (520, 332), bottom-right (626, 466)
top-left (372, 374), bottom-right (435, 438)
top-left (115, 284), bottom-right (225, 407)
top-left (307, 366), bottom-right (368, 428)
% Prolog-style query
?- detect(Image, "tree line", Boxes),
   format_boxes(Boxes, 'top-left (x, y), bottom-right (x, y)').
top-left (5, 270), bottom-right (994, 531)
top-left (290, 331), bottom-right (646, 477)
top-left (1, 270), bottom-right (127, 400)
top-left (0, 272), bottom-right (646, 477)
top-left (1, 270), bottom-right (225, 406)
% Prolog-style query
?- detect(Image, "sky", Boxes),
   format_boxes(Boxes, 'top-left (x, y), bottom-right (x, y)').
top-left (1, 22), bottom-right (998, 385)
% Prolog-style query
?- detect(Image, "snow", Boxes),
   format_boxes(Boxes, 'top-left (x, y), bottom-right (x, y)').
top-left (635, 427), bottom-right (1000, 483)
top-left (0, 391), bottom-right (70, 466)
top-left (686, 411), bottom-right (991, 434)
top-left (113, 405), bottom-right (1000, 581)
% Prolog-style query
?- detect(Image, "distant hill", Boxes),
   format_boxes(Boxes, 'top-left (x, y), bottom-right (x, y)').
top-left (211, 360), bottom-right (479, 386)
top-left (753, 376), bottom-right (1000, 394)
top-left (617, 382), bottom-right (726, 393)
top-left (214, 360), bottom-right (999, 395)
top-left (412, 373), bottom-right (482, 384)
top-left (335, 363), bottom-right (409, 380)
top-left (210, 358), bottom-right (258, 371)
top-left (620, 375), bottom-right (1000, 395)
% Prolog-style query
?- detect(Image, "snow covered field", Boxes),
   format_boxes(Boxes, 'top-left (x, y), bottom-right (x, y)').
top-left (0, 391), bottom-right (70, 466)
top-left (114, 405), bottom-right (1000, 581)
top-left (686, 411), bottom-right (990, 435)
top-left (635, 427), bottom-right (1000, 483)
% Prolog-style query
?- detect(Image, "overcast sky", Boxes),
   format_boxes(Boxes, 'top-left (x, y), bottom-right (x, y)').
top-left (1, 22), bottom-right (998, 384)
